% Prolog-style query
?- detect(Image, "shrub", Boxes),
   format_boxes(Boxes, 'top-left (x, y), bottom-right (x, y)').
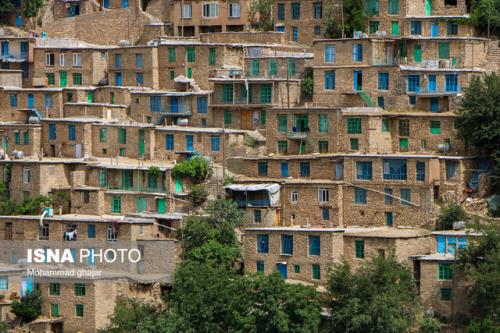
top-left (11, 290), bottom-right (42, 324)
top-left (172, 157), bottom-right (210, 184)
top-left (436, 202), bottom-right (467, 230)
top-left (191, 184), bottom-right (208, 206)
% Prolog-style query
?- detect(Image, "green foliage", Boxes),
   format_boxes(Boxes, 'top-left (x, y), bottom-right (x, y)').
top-left (456, 73), bottom-right (500, 188)
top-left (324, 2), bottom-right (339, 38)
top-left (419, 316), bottom-right (442, 333)
top-left (172, 157), bottom-right (210, 184)
top-left (466, 318), bottom-right (500, 333)
top-left (190, 184), bottom-right (208, 206)
top-left (244, 135), bottom-right (258, 147)
top-left (11, 290), bottom-right (42, 324)
top-left (223, 175), bottom-right (234, 186)
top-left (0, 0), bottom-right (13, 12)
top-left (185, 240), bottom-right (240, 270)
top-left (0, 322), bottom-right (8, 333)
top-left (24, 0), bottom-right (43, 17)
top-left (326, 255), bottom-right (420, 333)
top-left (457, 220), bottom-right (500, 327)
top-left (436, 202), bottom-right (467, 230)
top-left (147, 166), bottom-right (161, 177)
top-left (468, 0), bottom-right (500, 38)
top-left (0, 181), bottom-right (52, 215)
top-left (301, 68), bottom-right (314, 99)
top-left (250, 0), bottom-right (274, 31)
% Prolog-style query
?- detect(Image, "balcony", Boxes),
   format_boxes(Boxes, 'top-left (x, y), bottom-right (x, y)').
top-left (235, 198), bottom-right (271, 208)
top-left (407, 87), bottom-right (461, 96)
top-left (287, 131), bottom-right (308, 140)
top-left (0, 52), bottom-right (28, 62)
top-left (154, 104), bottom-right (192, 116)
top-left (104, 184), bottom-right (167, 193)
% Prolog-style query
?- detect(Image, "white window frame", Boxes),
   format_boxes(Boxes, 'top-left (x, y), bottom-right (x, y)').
top-left (22, 167), bottom-right (30, 184)
top-left (72, 53), bottom-right (82, 67)
top-left (45, 53), bottom-right (54, 67)
top-left (182, 3), bottom-right (192, 18)
top-left (59, 53), bottom-right (66, 67)
top-left (291, 191), bottom-right (298, 203)
top-left (202, 2), bottom-right (219, 18)
top-left (318, 188), bottom-right (329, 203)
top-left (106, 225), bottom-right (118, 241)
top-left (228, 2), bottom-right (240, 18)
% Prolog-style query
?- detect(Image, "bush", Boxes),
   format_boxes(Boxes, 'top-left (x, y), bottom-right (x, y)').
top-left (301, 68), bottom-right (313, 99)
top-left (11, 290), bottom-right (42, 324)
top-left (419, 316), bottom-right (442, 333)
top-left (172, 157), bottom-right (210, 184)
top-left (436, 202), bottom-right (467, 230)
top-left (191, 184), bottom-right (208, 206)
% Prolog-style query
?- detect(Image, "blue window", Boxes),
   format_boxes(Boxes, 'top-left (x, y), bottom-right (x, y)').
top-left (324, 45), bottom-right (335, 63)
top-left (416, 161), bottom-right (425, 181)
top-left (150, 96), bottom-right (162, 112)
top-left (276, 26), bottom-right (285, 33)
top-left (445, 74), bottom-right (458, 92)
top-left (1, 41), bottom-right (9, 56)
top-left (292, 27), bottom-right (299, 42)
top-left (383, 159), bottom-right (407, 180)
top-left (437, 235), bottom-right (446, 253)
top-left (384, 188), bottom-right (393, 205)
top-left (254, 210), bottom-right (262, 223)
top-left (378, 72), bottom-right (389, 90)
top-left (280, 162), bottom-right (289, 177)
top-left (322, 208), bottom-right (330, 221)
top-left (407, 75), bottom-right (420, 92)
top-left (299, 162), bottom-right (310, 177)
top-left (49, 123), bottom-right (56, 140)
top-left (87, 225), bottom-right (96, 238)
top-left (68, 124), bottom-right (76, 141)
top-left (324, 71), bottom-right (335, 89)
top-left (257, 261), bottom-right (265, 272)
top-left (309, 236), bottom-right (320, 256)
top-left (385, 212), bottom-right (393, 226)
top-left (378, 96), bottom-right (385, 109)
top-left (27, 94), bottom-right (34, 108)
top-left (291, 2), bottom-right (300, 19)
top-left (114, 54), bottom-right (122, 68)
top-left (135, 54), bottom-right (143, 69)
top-left (281, 235), bottom-right (293, 255)
top-left (197, 96), bottom-right (207, 113)
top-left (9, 93), bottom-right (17, 107)
top-left (446, 161), bottom-right (457, 179)
top-left (314, 25), bottom-right (321, 36)
top-left (121, 0), bottom-right (128, 8)
top-left (211, 136), bottom-right (220, 152)
top-left (352, 44), bottom-right (363, 62)
top-left (411, 20), bottom-right (422, 35)
top-left (185, 135), bottom-right (194, 151)
top-left (277, 3), bottom-right (285, 20)
top-left (136, 73), bottom-right (144, 85)
top-left (400, 188), bottom-right (411, 206)
top-left (354, 188), bottom-right (367, 204)
top-left (409, 95), bottom-right (417, 105)
top-left (0, 276), bottom-right (8, 290)
top-left (428, 75), bottom-right (437, 92)
top-left (44, 94), bottom-right (52, 109)
top-left (165, 134), bottom-right (174, 150)
top-left (115, 72), bottom-right (122, 86)
top-left (258, 161), bottom-right (268, 176)
top-left (257, 234), bottom-right (269, 253)
top-left (356, 161), bottom-right (372, 180)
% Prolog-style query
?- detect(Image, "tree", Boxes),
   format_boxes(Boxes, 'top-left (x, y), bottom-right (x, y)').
top-left (172, 156), bottom-right (211, 184)
top-left (301, 68), bottom-right (314, 100)
top-left (324, 1), bottom-right (339, 38)
top-left (436, 202), bottom-right (468, 230)
top-left (250, 0), bottom-right (274, 31)
top-left (341, 0), bottom-right (367, 37)
top-left (11, 290), bottom-right (42, 324)
top-left (326, 255), bottom-right (420, 333)
top-left (455, 73), bottom-right (500, 188)
top-left (468, 0), bottom-right (500, 38)
top-left (23, 0), bottom-right (42, 18)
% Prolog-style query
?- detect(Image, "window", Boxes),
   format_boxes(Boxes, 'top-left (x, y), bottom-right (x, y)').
top-left (222, 84), bottom-right (233, 103)
top-left (59, 53), bottom-right (66, 67)
top-left (207, 48), bottom-right (216, 67)
top-left (15, 131), bottom-right (20, 144)
top-left (75, 304), bottom-right (84, 317)
top-left (407, 75), bottom-right (420, 92)
top-left (445, 74), bottom-right (458, 92)
top-left (318, 141), bottom-right (328, 153)
top-left (277, 3), bottom-right (285, 20)
top-left (294, 264), bottom-right (300, 273)
top-left (72, 53), bottom-right (82, 67)
top-left (382, 118), bottom-right (390, 132)
top-left (291, 191), bottom-right (298, 202)
top-left (49, 123), bottom-right (56, 140)
top-left (322, 208), bottom-right (330, 220)
top-left (355, 240), bottom-right (364, 258)
top-left (281, 235), bottom-right (293, 255)
top-left (182, 3), bottom-right (192, 17)
top-left (365, 0), bottom-right (379, 14)
top-left (211, 136), bottom-right (220, 152)
top-left (385, 212), bottom-right (393, 226)
top-left (267, 59), bottom-right (277, 76)
top-left (350, 138), bottom-right (359, 150)
top-left (49, 283), bottom-right (60, 296)
top-left (324, 45), bottom-right (335, 63)
top-left (400, 188), bottom-right (411, 206)
top-left (441, 288), bottom-right (452, 301)
top-left (318, 114), bottom-right (329, 133)
top-left (9, 93), bottom-right (17, 107)
top-left (384, 188), bottom-right (393, 205)
top-left (446, 161), bottom-right (457, 179)
top-left (66, 124), bottom-right (75, 141)
top-left (260, 84), bottom-right (272, 103)
top-left (258, 161), bottom-right (268, 176)
top-left (257, 234), bottom-right (268, 253)
top-left (352, 44), bottom-right (363, 61)
top-left (347, 118), bottom-right (362, 134)
top-left (314, 26), bottom-right (321, 35)
top-left (300, 162), bottom-right (310, 177)
top-left (278, 140), bottom-right (288, 153)
top-left (186, 47), bottom-right (195, 63)
top-left (369, 21), bottom-right (379, 34)
top-left (111, 196), bottom-right (121, 213)
top-left (430, 120), bottom-right (441, 134)
top-left (288, 59), bottom-right (296, 76)
top-left (378, 72), bottom-right (389, 90)
top-left (411, 20), bottom-right (422, 35)
top-left (312, 264), bottom-right (321, 280)
top-left (254, 210), bottom-right (262, 223)
top-left (136, 73), bottom-right (144, 85)
top-left (196, 96), bottom-right (208, 114)
top-left (44, 94), bottom-right (52, 109)
top-left (23, 167), bottom-right (31, 184)
top-left (292, 27), bottom-right (299, 42)
top-left (97, 128), bottom-right (107, 143)
top-left (150, 96), bottom-right (162, 113)
top-left (168, 48), bottom-right (176, 63)
top-left (0, 276), bottom-right (8, 290)
top-left (399, 119), bottom-right (410, 136)
top-left (383, 159), bottom-right (407, 180)
top-left (257, 261), bottom-right (265, 273)
top-left (75, 283), bottom-right (86, 296)
top-left (224, 110), bottom-right (231, 125)
top-left (438, 263), bottom-right (453, 280)
top-left (114, 54), bottom-right (122, 68)
top-left (291, 2), bottom-right (300, 19)
top-left (250, 60), bottom-right (260, 76)
top-left (45, 53), bottom-right (55, 66)
top-left (51, 304), bottom-right (59, 317)
top-left (228, 2), bottom-right (240, 17)
top-left (354, 188), bottom-right (367, 204)
top-left (416, 162), bottom-right (425, 181)
top-left (388, 0), bottom-right (399, 13)
top-left (447, 21), bottom-right (458, 35)
top-left (165, 134), bottom-right (174, 150)
top-left (118, 128), bottom-right (127, 144)
top-left (278, 115), bottom-right (287, 132)
top-left (356, 161), bottom-right (373, 180)
top-left (318, 188), bottom-right (329, 203)
top-left (438, 42), bottom-right (450, 59)
top-left (324, 71), bottom-right (335, 90)
top-left (87, 224), bottom-right (96, 238)
top-left (313, 1), bottom-right (322, 18)
top-left (202, 3), bottom-right (219, 17)
top-left (72, 73), bottom-right (82, 85)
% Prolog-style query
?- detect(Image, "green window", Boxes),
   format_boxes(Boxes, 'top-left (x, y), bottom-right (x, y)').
top-left (347, 118), bottom-right (362, 134)
top-left (438, 42), bottom-right (450, 59)
top-left (318, 114), bottom-right (328, 132)
top-left (257, 261), bottom-right (264, 273)
top-left (112, 196), bottom-right (122, 213)
top-left (120, 148), bottom-right (125, 157)
top-left (209, 48), bottom-right (216, 65)
top-left (278, 140), bottom-right (288, 153)
top-left (118, 128), bottom-right (127, 144)
top-left (75, 304), bottom-right (84, 317)
top-left (391, 21), bottom-right (399, 36)
top-left (186, 67), bottom-right (192, 78)
top-left (382, 118), bottom-right (390, 132)
top-left (318, 140), bottom-right (328, 153)
top-left (186, 47), bottom-right (195, 63)
top-left (87, 91), bottom-right (93, 103)
top-left (168, 48), bottom-right (176, 62)
top-left (47, 73), bottom-right (55, 85)
top-left (278, 115), bottom-right (288, 132)
top-left (312, 264), bottom-right (321, 280)
top-left (14, 131), bottom-right (20, 144)
top-left (222, 84), bottom-right (233, 103)
top-left (49, 283), bottom-right (60, 296)
top-left (260, 110), bottom-right (266, 125)
top-left (294, 264), bottom-right (300, 273)
top-left (430, 120), bottom-right (441, 134)
top-left (74, 283), bottom-right (86, 296)
top-left (355, 240), bottom-right (365, 258)
top-left (136, 196), bottom-right (147, 212)
top-left (23, 131), bottom-right (29, 144)
top-left (350, 138), bottom-right (359, 150)
top-left (268, 59), bottom-right (277, 76)
top-left (169, 69), bottom-right (175, 80)
top-left (99, 170), bottom-right (107, 187)
top-left (369, 21), bottom-right (379, 34)
top-left (250, 60), bottom-right (260, 76)
top-left (260, 84), bottom-right (272, 103)
top-left (51, 304), bottom-right (59, 317)
top-left (99, 128), bottom-right (107, 142)
top-left (224, 110), bottom-right (231, 125)
top-left (441, 288), bottom-right (452, 301)
top-left (399, 138), bottom-right (409, 152)
top-left (287, 59), bottom-right (296, 76)
top-left (72, 73), bottom-right (82, 85)
top-left (438, 263), bottom-right (453, 280)
top-left (388, 0), bottom-right (399, 14)
top-left (413, 44), bottom-right (422, 63)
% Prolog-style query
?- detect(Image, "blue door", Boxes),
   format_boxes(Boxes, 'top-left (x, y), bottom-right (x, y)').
top-left (292, 27), bottom-right (298, 42)
top-left (353, 71), bottom-right (362, 91)
top-left (430, 22), bottom-right (439, 37)
top-left (186, 135), bottom-right (193, 151)
top-left (1, 41), bottom-right (9, 56)
top-left (280, 162), bottom-right (289, 177)
top-left (171, 96), bottom-right (178, 113)
top-left (276, 263), bottom-right (288, 279)
top-left (115, 72), bottom-right (122, 86)
top-left (15, 14), bottom-right (22, 27)
top-left (27, 94), bottom-right (34, 109)
top-left (103, 0), bottom-right (109, 8)
top-left (430, 97), bottom-right (439, 112)
top-left (428, 75), bottom-right (436, 92)
top-left (20, 41), bottom-right (28, 58)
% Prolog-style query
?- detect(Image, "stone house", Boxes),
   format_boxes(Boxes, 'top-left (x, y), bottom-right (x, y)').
top-left (0, 122), bottom-right (41, 157)
top-left (0, 37), bottom-right (34, 86)
top-left (0, 87), bottom-right (64, 121)
top-left (107, 45), bottom-right (158, 88)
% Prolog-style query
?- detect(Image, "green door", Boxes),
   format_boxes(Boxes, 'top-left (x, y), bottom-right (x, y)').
top-left (413, 44), bottom-right (422, 63)
top-left (138, 129), bottom-right (145, 158)
top-left (1, 136), bottom-right (8, 151)
top-left (136, 197), bottom-right (147, 212)
top-left (156, 198), bottom-right (166, 213)
top-left (122, 170), bottom-right (133, 189)
top-left (391, 22), bottom-right (399, 36)
top-left (425, 0), bottom-right (431, 16)
top-left (175, 177), bottom-right (182, 193)
top-left (399, 138), bottom-right (409, 152)
top-left (59, 71), bottom-right (67, 87)
top-left (295, 115), bottom-right (309, 132)
top-left (87, 92), bottom-right (93, 103)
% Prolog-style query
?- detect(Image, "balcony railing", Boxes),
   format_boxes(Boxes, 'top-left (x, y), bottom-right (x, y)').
top-left (383, 173), bottom-right (408, 180)
top-left (1, 53), bottom-right (28, 62)
top-left (152, 104), bottom-right (192, 115)
top-left (287, 131), bottom-right (308, 140)
top-left (212, 96), bottom-right (273, 105)
top-left (105, 184), bottom-right (167, 193)
top-left (235, 199), bottom-right (271, 207)
top-left (407, 87), bottom-right (461, 96)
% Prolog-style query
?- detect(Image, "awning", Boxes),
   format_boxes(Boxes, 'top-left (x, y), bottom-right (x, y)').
top-left (225, 183), bottom-right (280, 194)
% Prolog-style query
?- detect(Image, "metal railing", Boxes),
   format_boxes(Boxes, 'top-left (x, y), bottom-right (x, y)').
top-left (104, 184), bottom-right (167, 193)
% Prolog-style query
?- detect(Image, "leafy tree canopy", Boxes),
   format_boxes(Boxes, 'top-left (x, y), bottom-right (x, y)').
top-left (436, 202), bottom-right (468, 230)
top-left (11, 290), bottom-right (42, 324)
top-left (468, 0), bottom-right (500, 37)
